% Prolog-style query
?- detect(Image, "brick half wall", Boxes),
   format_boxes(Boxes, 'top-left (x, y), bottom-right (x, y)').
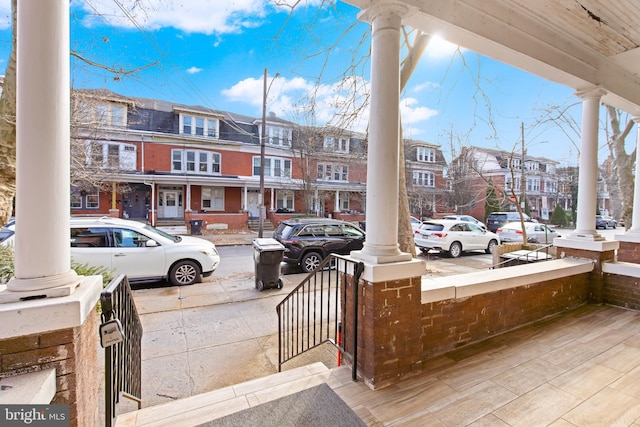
top-left (421, 272), bottom-right (590, 360)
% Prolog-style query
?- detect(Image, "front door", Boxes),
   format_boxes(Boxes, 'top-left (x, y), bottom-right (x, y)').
top-left (247, 192), bottom-right (259, 219)
top-left (164, 191), bottom-right (179, 218)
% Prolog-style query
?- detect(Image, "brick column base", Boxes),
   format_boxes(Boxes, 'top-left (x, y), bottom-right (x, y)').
top-left (347, 259), bottom-right (426, 389)
top-left (556, 239), bottom-right (618, 303)
top-left (0, 276), bottom-right (102, 427)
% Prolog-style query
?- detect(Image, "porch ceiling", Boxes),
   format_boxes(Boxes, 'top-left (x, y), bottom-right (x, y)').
top-left (345, 0), bottom-right (640, 114)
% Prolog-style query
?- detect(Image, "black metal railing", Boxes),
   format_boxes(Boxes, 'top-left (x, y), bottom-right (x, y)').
top-left (276, 255), bottom-right (364, 381)
top-left (100, 274), bottom-right (143, 427)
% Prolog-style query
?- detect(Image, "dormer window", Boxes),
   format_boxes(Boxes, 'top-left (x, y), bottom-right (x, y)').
top-left (93, 102), bottom-right (127, 127)
top-left (323, 136), bottom-right (350, 153)
top-left (264, 125), bottom-right (292, 147)
top-left (181, 114), bottom-right (219, 138)
top-left (417, 147), bottom-right (435, 162)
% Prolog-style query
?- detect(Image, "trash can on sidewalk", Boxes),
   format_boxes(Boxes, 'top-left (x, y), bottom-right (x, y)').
top-left (252, 238), bottom-right (285, 291)
top-left (189, 219), bottom-right (203, 235)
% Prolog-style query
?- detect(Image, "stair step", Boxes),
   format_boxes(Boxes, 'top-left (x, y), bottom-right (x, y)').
top-left (115, 363), bottom-right (331, 426)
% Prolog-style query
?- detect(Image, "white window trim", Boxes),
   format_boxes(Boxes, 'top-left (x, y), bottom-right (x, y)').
top-left (201, 186), bottom-right (224, 211)
top-left (180, 114), bottom-right (220, 138)
top-left (317, 162), bottom-right (349, 182)
top-left (252, 156), bottom-right (292, 178)
top-left (171, 149), bottom-right (222, 175)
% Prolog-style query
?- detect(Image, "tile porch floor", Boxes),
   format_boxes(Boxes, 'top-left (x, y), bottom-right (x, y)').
top-left (118, 304), bottom-right (640, 426)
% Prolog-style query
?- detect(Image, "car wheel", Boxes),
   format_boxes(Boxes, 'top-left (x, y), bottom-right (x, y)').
top-left (257, 280), bottom-right (264, 291)
top-left (301, 251), bottom-right (322, 273)
top-left (277, 278), bottom-right (284, 289)
top-left (169, 260), bottom-right (201, 286)
top-left (448, 241), bottom-right (462, 258)
top-left (419, 247), bottom-right (430, 255)
top-left (485, 239), bottom-right (497, 254)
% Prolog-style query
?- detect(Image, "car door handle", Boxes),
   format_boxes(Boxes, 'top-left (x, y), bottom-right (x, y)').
top-left (114, 252), bottom-right (126, 257)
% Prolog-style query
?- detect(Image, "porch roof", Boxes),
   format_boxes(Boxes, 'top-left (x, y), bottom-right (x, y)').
top-left (345, 0), bottom-right (640, 114)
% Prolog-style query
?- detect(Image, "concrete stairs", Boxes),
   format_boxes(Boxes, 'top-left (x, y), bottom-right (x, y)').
top-left (115, 363), bottom-right (332, 426)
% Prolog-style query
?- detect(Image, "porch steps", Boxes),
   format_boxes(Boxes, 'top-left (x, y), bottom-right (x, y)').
top-left (247, 218), bottom-right (274, 232)
top-left (115, 362), bottom-right (331, 427)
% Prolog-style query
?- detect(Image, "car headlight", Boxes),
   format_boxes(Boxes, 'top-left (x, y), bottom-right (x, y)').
top-left (200, 248), bottom-right (217, 256)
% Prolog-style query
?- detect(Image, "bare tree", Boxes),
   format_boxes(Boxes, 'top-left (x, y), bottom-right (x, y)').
top-left (0, 0), bottom-right (16, 225)
top-left (604, 105), bottom-right (635, 228)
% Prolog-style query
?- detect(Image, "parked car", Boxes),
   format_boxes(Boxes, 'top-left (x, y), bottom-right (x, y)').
top-left (497, 222), bottom-right (561, 244)
top-left (273, 218), bottom-right (365, 272)
top-left (442, 214), bottom-right (486, 230)
top-left (414, 219), bottom-right (500, 258)
top-left (410, 216), bottom-right (423, 232)
top-left (359, 216), bottom-right (422, 233)
top-left (4, 217), bottom-right (221, 285)
top-left (595, 215), bottom-right (617, 229)
top-left (0, 218), bottom-right (15, 245)
top-left (486, 211), bottom-right (533, 233)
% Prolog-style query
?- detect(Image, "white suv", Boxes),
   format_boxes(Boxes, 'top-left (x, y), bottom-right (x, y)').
top-left (67, 217), bottom-right (220, 286)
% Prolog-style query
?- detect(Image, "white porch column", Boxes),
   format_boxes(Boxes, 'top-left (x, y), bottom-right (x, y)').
top-left (270, 187), bottom-right (275, 211)
top-left (243, 186), bottom-right (248, 211)
top-left (571, 88), bottom-right (606, 240)
top-left (334, 190), bottom-right (340, 213)
top-left (7, 0), bottom-right (80, 294)
top-left (353, 2), bottom-right (413, 264)
top-left (628, 118), bottom-right (640, 233)
top-left (185, 183), bottom-right (192, 212)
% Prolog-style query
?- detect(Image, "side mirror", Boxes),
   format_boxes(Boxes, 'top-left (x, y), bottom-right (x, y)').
top-left (145, 239), bottom-right (158, 247)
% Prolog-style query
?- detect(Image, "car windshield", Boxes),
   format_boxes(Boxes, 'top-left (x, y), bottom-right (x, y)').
top-left (142, 224), bottom-right (180, 242)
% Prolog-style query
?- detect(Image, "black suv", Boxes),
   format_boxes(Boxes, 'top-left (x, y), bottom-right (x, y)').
top-left (486, 211), bottom-right (533, 233)
top-left (273, 218), bottom-right (365, 272)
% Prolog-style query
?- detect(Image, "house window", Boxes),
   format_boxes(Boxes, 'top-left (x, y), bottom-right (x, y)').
top-left (86, 142), bottom-right (136, 170)
top-left (340, 193), bottom-right (350, 211)
top-left (417, 147), bottom-right (435, 162)
top-left (527, 177), bottom-right (540, 192)
top-left (211, 153), bottom-right (221, 173)
top-left (276, 191), bottom-right (294, 210)
top-left (172, 150), bottom-right (182, 171)
top-left (70, 188), bottom-right (99, 209)
top-left (412, 171), bottom-right (435, 187)
top-left (317, 163), bottom-right (348, 181)
top-left (202, 187), bottom-right (224, 210)
top-left (186, 151), bottom-right (196, 172)
top-left (94, 102), bottom-right (127, 127)
top-left (323, 136), bottom-right (349, 153)
top-left (181, 114), bottom-right (219, 138)
top-left (253, 156), bottom-right (291, 178)
top-left (509, 158), bottom-right (522, 170)
top-left (171, 149), bottom-right (222, 175)
top-left (266, 126), bottom-right (292, 146)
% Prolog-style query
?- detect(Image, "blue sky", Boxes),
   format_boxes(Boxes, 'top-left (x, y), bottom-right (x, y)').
top-left (0, 0), bottom-right (624, 165)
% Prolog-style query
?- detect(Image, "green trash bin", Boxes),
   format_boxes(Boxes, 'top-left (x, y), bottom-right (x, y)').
top-left (252, 238), bottom-right (284, 291)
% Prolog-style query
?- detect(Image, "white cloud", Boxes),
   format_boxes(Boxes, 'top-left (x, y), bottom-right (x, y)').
top-left (186, 66), bottom-right (203, 74)
top-left (400, 97), bottom-right (438, 124)
top-left (79, 0), bottom-right (270, 35)
top-left (413, 81), bottom-right (439, 93)
top-left (223, 75), bottom-right (436, 136)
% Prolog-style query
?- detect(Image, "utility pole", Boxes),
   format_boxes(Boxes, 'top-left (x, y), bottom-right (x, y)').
top-left (259, 68), bottom-right (267, 238)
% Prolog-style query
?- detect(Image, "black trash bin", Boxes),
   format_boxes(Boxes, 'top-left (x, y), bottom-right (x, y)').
top-left (252, 238), bottom-right (285, 291)
top-left (190, 219), bottom-right (203, 235)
